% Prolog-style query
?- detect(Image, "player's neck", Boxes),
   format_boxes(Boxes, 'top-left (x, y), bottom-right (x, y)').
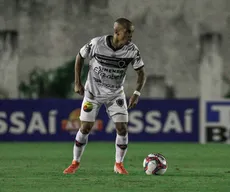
top-left (111, 36), bottom-right (125, 49)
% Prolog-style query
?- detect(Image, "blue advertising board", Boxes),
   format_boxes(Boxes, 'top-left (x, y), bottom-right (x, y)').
top-left (200, 99), bottom-right (230, 144)
top-left (0, 99), bottom-right (199, 142)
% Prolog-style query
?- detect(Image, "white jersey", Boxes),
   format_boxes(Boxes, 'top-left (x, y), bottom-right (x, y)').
top-left (79, 35), bottom-right (144, 97)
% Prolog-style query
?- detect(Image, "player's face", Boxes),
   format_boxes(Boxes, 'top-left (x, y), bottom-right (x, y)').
top-left (114, 23), bottom-right (134, 45)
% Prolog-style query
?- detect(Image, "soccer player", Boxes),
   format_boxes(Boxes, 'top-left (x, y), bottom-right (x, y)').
top-left (63, 18), bottom-right (146, 175)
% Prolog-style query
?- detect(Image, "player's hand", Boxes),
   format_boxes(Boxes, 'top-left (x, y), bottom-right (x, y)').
top-left (128, 94), bottom-right (139, 109)
top-left (74, 83), bottom-right (84, 96)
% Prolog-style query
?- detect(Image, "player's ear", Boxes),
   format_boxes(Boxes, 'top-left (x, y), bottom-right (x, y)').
top-left (131, 25), bottom-right (135, 32)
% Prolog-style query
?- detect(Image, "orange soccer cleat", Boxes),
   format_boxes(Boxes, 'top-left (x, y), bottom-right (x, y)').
top-left (114, 162), bottom-right (128, 175)
top-left (63, 160), bottom-right (80, 174)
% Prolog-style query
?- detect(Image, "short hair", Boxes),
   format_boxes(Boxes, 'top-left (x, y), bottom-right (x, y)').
top-left (115, 18), bottom-right (133, 30)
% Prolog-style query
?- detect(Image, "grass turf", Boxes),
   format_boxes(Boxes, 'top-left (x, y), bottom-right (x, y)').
top-left (0, 142), bottom-right (230, 192)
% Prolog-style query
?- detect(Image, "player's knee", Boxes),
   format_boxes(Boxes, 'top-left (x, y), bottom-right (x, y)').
top-left (80, 121), bottom-right (94, 134)
top-left (115, 122), bottom-right (128, 136)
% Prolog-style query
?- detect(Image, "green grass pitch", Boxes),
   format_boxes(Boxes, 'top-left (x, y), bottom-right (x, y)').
top-left (0, 142), bottom-right (230, 192)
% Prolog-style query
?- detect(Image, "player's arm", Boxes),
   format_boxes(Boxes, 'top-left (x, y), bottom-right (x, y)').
top-left (128, 50), bottom-right (146, 109)
top-left (75, 53), bottom-right (84, 86)
top-left (135, 66), bottom-right (146, 93)
top-left (74, 40), bottom-right (93, 95)
top-left (74, 53), bottom-right (85, 95)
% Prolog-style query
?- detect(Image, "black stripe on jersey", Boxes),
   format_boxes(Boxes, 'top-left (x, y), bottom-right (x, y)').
top-left (96, 54), bottom-right (120, 61)
top-left (79, 52), bottom-right (84, 58)
top-left (134, 65), bottom-right (144, 71)
top-left (126, 44), bottom-right (136, 51)
top-left (94, 53), bottom-right (133, 68)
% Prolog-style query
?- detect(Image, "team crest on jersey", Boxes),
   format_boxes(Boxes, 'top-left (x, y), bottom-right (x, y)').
top-left (116, 99), bottom-right (124, 107)
top-left (118, 60), bottom-right (126, 68)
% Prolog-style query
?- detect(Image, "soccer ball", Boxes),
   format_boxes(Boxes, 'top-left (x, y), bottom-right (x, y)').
top-left (143, 153), bottom-right (167, 175)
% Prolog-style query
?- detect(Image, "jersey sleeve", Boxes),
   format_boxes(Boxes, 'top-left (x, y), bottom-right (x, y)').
top-left (79, 38), bottom-right (97, 59)
top-left (132, 50), bottom-right (144, 70)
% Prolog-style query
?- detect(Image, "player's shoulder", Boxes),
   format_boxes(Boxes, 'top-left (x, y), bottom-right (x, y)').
top-left (90, 35), bottom-right (106, 45)
top-left (126, 42), bottom-right (140, 52)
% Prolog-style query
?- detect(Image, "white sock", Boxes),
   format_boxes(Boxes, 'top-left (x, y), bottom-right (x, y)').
top-left (115, 134), bottom-right (128, 163)
top-left (73, 130), bottom-right (89, 162)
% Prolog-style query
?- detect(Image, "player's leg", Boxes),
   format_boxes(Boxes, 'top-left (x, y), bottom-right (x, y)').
top-left (114, 121), bottom-right (129, 174)
top-left (106, 95), bottom-right (129, 174)
top-left (63, 97), bottom-right (101, 174)
top-left (73, 121), bottom-right (94, 163)
top-left (115, 122), bottom-right (128, 164)
top-left (63, 121), bottom-right (94, 174)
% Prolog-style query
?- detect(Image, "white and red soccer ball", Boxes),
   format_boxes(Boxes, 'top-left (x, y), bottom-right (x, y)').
top-left (143, 153), bottom-right (167, 175)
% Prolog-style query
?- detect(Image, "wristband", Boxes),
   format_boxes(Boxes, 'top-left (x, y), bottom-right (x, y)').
top-left (133, 90), bottom-right (141, 96)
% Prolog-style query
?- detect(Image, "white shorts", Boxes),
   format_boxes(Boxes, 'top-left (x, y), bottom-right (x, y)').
top-left (79, 92), bottom-right (128, 123)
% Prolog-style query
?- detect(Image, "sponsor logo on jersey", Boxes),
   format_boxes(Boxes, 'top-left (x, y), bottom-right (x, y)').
top-left (83, 101), bottom-right (93, 112)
